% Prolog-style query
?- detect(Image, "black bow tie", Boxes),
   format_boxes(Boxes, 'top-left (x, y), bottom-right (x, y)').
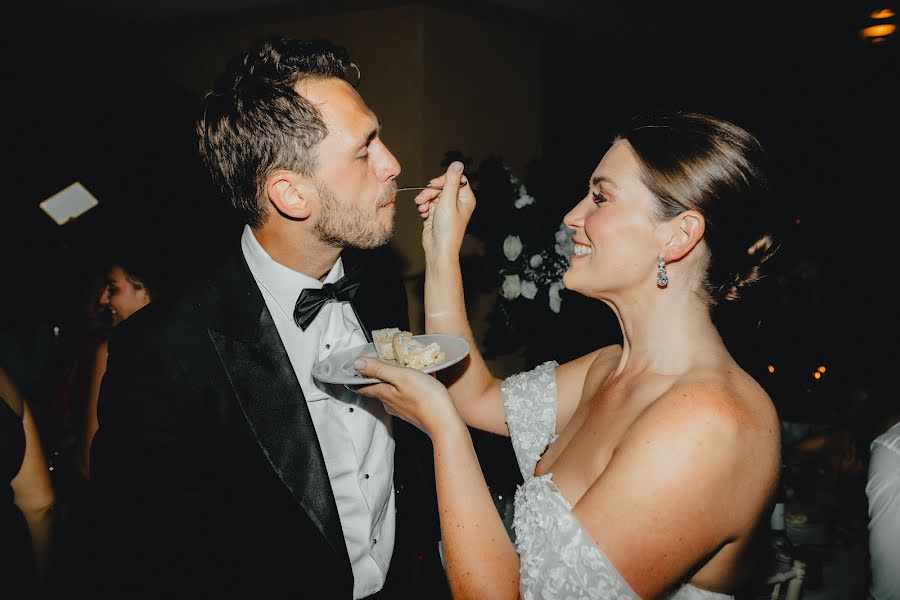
top-left (293, 266), bottom-right (363, 331)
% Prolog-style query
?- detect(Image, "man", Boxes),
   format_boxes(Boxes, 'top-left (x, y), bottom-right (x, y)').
top-left (89, 38), bottom-right (446, 599)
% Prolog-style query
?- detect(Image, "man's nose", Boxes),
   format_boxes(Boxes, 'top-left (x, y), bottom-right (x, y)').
top-left (376, 142), bottom-right (401, 181)
top-left (99, 288), bottom-right (110, 306)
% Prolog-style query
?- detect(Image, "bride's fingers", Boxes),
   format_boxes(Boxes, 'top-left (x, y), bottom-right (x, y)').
top-left (428, 174), bottom-right (448, 188)
top-left (425, 172), bottom-right (470, 199)
top-left (440, 162), bottom-right (465, 209)
top-left (354, 357), bottom-right (411, 389)
top-left (414, 188), bottom-right (441, 205)
top-left (354, 381), bottom-right (396, 401)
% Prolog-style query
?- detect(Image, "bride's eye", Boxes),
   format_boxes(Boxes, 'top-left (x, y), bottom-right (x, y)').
top-left (592, 191), bottom-right (606, 206)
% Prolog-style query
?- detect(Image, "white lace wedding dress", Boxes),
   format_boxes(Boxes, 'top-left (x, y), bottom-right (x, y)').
top-left (503, 362), bottom-right (734, 600)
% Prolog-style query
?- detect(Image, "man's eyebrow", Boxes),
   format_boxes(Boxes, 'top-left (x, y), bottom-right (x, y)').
top-left (356, 122), bottom-right (382, 152)
top-left (591, 175), bottom-right (619, 190)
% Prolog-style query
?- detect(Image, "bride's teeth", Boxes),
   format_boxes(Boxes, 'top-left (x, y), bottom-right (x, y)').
top-left (574, 244), bottom-right (592, 256)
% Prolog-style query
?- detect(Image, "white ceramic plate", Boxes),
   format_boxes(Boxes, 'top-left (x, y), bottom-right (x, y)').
top-left (312, 334), bottom-right (471, 385)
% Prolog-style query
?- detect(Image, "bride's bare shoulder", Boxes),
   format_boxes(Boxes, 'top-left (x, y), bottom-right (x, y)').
top-left (556, 344), bottom-right (621, 386)
top-left (684, 362), bottom-right (777, 423)
top-left (554, 344), bottom-right (623, 430)
top-left (638, 367), bottom-right (780, 459)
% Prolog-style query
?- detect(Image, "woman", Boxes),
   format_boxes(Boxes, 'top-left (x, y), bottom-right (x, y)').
top-left (76, 260), bottom-right (154, 479)
top-left (1, 367), bottom-right (55, 598)
top-left (355, 113), bottom-right (782, 599)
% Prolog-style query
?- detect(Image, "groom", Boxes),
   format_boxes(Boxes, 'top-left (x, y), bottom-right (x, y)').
top-left (89, 38), bottom-right (446, 599)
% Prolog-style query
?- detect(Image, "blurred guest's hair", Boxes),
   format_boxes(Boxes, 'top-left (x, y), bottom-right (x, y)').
top-left (197, 37), bottom-right (354, 228)
top-left (106, 232), bottom-right (174, 303)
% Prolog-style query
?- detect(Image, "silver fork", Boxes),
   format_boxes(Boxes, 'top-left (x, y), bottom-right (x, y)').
top-left (395, 181), bottom-right (469, 193)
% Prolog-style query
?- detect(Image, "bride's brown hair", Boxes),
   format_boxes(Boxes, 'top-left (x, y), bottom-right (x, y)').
top-left (616, 112), bottom-right (778, 304)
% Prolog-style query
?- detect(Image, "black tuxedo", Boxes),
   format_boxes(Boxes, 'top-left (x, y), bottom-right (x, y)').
top-left (88, 249), bottom-right (448, 599)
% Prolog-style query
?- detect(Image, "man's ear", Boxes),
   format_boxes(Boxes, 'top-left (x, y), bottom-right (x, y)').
top-left (661, 210), bottom-right (705, 262)
top-left (266, 170), bottom-right (312, 220)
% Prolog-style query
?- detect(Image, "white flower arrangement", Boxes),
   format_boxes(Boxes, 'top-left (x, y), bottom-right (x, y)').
top-left (497, 185), bottom-right (571, 314)
top-left (503, 235), bottom-right (523, 261)
top-left (514, 185), bottom-right (536, 209)
top-left (450, 152), bottom-right (585, 357)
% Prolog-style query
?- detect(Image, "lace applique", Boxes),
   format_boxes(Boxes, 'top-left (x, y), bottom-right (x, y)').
top-left (502, 361), bottom-right (559, 480)
top-left (514, 475), bottom-right (641, 599)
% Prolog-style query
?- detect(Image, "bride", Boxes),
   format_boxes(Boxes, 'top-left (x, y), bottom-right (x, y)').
top-left (355, 112), bottom-right (782, 599)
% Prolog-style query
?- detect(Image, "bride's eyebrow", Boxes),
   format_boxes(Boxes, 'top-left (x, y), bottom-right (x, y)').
top-left (590, 175), bottom-right (619, 191)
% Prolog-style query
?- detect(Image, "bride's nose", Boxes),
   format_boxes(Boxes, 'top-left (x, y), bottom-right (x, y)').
top-left (563, 197), bottom-right (588, 230)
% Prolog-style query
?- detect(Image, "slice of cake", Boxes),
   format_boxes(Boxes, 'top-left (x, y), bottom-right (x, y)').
top-left (369, 328), bottom-right (446, 371)
top-left (406, 342), bottom-right (446, 370)
top-left (391, 331), bottom-right (415, 365)
top-left (372, 327), bottom-right (401, 361)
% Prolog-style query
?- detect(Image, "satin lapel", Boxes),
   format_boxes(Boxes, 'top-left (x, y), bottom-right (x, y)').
top-left (207, 252), bottom-right (350, 572)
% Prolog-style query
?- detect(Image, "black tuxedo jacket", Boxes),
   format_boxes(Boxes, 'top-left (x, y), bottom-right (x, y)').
top-left (88, 249), bottom-right (447, 599)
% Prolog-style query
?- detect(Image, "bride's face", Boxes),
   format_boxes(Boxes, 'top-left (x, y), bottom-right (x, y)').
top-left (562, 140), bottom-right (662, 299)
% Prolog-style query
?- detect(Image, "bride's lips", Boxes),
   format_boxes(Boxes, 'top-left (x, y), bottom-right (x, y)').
top-left (571, 240), bottom-right (593, 260)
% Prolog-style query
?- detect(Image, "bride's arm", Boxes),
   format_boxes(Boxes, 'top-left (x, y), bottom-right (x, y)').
top-left (432, 417), bottom-right (520, 599)
top-left (418, 163), bottom-right (508, 434)
top-left (425, 249), bottom-right (508, 434)
top-left (355, 359), bottom-right (520, 600)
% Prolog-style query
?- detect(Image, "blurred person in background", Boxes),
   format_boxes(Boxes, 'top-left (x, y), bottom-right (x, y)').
top-left (39, 270), bottom-right (112, 482)
top-left (77, 254), bottom-right (159, 479)
top-left (1, 366), bottom-right (55, 599)
top-left (864, 375), bottom-right (900, 600)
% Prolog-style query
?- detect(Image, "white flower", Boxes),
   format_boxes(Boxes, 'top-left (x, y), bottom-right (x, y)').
top-left (514, 185), bottom-right (536, 209)
top-left (501, 274), bottom-right (522, 299)
top-left (520, 280), bottom-right (537, 300)
top-left (503, 235), bottom-right (523, 261)
top-left (548, 282), bottom-right (563, 313)
top-left (529, 254), bottom-right (543, 268)
top-left (554, 222), bottom-right (574, 258)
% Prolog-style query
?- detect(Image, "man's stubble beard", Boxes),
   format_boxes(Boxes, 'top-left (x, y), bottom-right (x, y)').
top-left (314, 180), bottom-right (397, 249)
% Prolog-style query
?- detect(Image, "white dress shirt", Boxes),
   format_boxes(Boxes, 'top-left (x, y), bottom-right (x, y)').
top-left (867, 421), bottom-right (900, 600)
top-left (241, 226), bottom-right (395, 599)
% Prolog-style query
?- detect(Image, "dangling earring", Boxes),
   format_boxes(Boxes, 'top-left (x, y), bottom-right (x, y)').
top-left (656, 257), bottom-right (668, 287)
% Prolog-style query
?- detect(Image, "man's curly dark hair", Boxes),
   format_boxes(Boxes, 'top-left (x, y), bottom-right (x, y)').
top-left (197, 38), bottom-right (354, 227)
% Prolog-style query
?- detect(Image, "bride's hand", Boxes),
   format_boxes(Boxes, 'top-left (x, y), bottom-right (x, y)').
top-left (354, 357), bottom-right (463, 439)
top-left (416, 161), bottom-right (477, 260)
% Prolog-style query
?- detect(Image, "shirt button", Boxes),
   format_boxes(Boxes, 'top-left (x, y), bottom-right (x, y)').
top-left (349, 407), bottom-right (354, 413)
top-left (364, 473), bottom-right (370, 479)
top-left (325, 344), bottom-right (331, 350)
top-left (373, 538), bottom-right (377, 545)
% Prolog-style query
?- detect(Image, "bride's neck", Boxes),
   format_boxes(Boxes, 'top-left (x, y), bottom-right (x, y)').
top-left (606, 288), bottom-right (725, 378)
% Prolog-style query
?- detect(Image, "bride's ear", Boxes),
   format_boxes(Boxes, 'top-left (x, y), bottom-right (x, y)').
top-left (661, 211), bottom-right (705, 262)
top-left (267, 170), bottom-right (312, 220)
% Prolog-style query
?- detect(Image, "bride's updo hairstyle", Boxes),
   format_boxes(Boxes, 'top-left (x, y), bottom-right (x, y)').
top-left (616, 112), bottom-right (778, 305)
